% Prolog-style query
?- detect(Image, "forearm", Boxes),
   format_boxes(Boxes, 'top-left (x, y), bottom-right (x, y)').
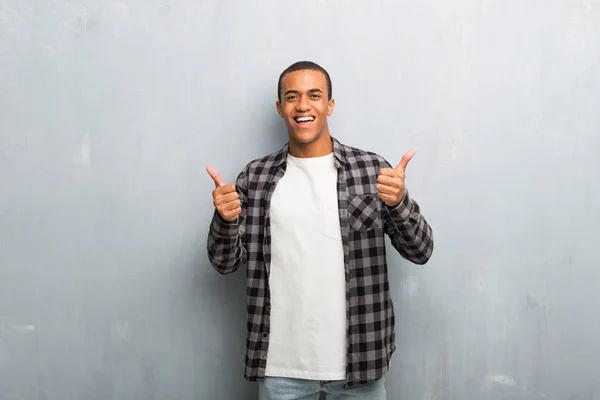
top-left (384, 190), bottom-right (434, 264)
top-left (207, 210), bottom-right (246, 274)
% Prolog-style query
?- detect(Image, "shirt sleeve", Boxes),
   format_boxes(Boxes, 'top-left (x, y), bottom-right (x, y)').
top-left (206, 168), bottom-right (248, 274)
top-left (380, 159), bottom-right (434, 265)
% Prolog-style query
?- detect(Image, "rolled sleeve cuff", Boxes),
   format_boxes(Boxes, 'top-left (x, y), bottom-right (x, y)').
top-left (211, 209), bottom-right (240, 238)
top-left (385, 189), bottom-right (414, 224)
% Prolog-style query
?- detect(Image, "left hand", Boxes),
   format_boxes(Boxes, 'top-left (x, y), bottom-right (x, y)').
top-left (377, 149), bottom-right (416, 207)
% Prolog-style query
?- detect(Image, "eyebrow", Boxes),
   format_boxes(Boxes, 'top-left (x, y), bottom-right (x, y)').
top-left (283, 88), bottom-right (323, 96)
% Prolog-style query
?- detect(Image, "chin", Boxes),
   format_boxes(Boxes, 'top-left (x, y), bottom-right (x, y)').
top-left (289, 129), bottom-right (322, 144)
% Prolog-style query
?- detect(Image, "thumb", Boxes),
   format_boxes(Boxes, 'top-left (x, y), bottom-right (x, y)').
top-left (206, 166), bottom-right (224, 187)
top-left (395, 149), bottom-right (416, 171)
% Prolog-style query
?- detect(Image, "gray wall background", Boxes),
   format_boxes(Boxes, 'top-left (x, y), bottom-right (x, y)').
top-left (1, 1), bottom-right (599, 399)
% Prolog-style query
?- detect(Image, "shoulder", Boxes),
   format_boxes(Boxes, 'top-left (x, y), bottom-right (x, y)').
top-left (338, 141), bottom-right (393, 170)
top-left (244, 148), bottom-right (283, 173)
top-left (235, 147), bottom-right (284, 185)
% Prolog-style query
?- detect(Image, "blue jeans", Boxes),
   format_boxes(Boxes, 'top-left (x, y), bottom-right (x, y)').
top-left (258, 377), bottom-right (387, 400)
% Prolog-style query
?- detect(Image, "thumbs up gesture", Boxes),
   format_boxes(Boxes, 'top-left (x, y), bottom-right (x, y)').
top-left (376, 149), bottom-right (416, 207)
top-left (206, 167), bottom-right (242, 223)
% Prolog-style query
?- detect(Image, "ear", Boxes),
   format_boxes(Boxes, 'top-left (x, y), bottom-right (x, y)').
top-left (276, 100), bottom-right (283, 118)
top-left (327, 98), bottom-right (335, 116)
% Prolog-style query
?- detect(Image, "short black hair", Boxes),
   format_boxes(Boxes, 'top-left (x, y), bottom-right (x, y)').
top-left (277, 61), bottom-right (332, 101)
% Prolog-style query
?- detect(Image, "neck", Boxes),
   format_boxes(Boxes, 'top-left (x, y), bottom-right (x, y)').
top-left (288, 132), bottom-right (333, 158)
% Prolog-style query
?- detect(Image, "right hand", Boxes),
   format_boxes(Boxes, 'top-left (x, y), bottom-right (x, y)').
top-left (206, 167), bottom-right (241, 223)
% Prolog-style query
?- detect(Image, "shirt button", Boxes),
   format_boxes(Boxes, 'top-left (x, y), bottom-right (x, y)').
top-left (262, 333), bottom-right (269, 339)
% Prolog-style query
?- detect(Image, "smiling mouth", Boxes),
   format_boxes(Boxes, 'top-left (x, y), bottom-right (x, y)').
top-left (293, 116), bottom-right (315, 126)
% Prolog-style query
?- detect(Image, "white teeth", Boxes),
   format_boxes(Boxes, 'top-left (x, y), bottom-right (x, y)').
top-left (296, 117), bottom-right (314, 122)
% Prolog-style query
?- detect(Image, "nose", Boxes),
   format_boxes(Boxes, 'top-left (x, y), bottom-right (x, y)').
top-left (295, 95), bottom-right (310, 112)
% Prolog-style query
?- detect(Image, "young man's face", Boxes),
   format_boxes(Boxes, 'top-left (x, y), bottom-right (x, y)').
top-left (276, 69), bottom-right (335, 146)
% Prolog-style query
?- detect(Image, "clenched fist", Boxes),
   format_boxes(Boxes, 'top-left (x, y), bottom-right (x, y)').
top-left (206, 167), bottom-right (241, 223)
top-left (377, 149), bottom-right (416, 207)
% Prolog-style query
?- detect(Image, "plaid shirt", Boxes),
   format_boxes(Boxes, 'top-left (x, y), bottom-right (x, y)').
top-left (207, 137), bottom-right (433, 388)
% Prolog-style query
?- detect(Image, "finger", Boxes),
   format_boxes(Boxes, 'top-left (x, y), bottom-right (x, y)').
top-left (214, 184), bottom-right (237, 197)
top-left (214, 191), bottom-right (239, 206)
top-left (378, 192), bottom-right (396, 205)
top-left (376, 183), bottom-right (400, 196)
top-left (222, 207), bottom-right (242, 221)
top-left (206, 166), bottom-right (225, 187)
top-left (395, 149), bottom-right (416, 171)
top-left (378, 168), bottom-right (399, 178)
top-left (218, 199), bottom-right (241, 212)
top-left (377, 174), bottom-right (402, 187)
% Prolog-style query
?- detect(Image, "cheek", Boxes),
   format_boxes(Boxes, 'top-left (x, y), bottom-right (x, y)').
top-left (316, 104), bottom-right (327, 117)
top-left (283, 106), bottom-right (295, 119)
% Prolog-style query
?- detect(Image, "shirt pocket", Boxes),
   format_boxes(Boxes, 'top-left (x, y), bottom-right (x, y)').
top-left (348, 193), bottom-right (382, 232)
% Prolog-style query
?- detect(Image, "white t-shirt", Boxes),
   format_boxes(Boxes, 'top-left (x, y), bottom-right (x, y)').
top-left (264, 152), bottom-right (347, 381)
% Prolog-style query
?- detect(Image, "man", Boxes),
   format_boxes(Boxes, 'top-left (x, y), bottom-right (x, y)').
top-left (206, 61), bottom-right (433, 400)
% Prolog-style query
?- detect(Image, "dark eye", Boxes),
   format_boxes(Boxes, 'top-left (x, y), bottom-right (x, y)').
top-left (311, 93), bottom-right (321, 98)
top-left (286, 95), bottom-right (297, 101)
